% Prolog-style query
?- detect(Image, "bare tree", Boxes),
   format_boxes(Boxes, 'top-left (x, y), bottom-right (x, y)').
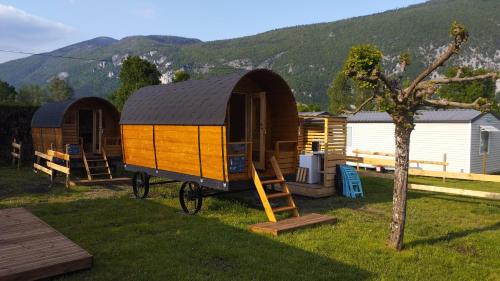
top-left (341, 21), bottom-right (499, 250)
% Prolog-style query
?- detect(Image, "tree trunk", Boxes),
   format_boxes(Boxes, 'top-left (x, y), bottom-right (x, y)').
top-left (388, 124), bottom-right (413, 250)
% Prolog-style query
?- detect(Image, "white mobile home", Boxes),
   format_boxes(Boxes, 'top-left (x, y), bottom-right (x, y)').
top-left (346, 110), bottom-right (500, 174)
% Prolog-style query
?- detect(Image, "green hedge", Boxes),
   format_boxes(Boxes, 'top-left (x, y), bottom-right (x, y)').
top-left (0, 105), bottom-right (38, 164)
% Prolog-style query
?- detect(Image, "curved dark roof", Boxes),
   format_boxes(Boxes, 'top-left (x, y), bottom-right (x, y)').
top-left (120, 69), bottom-right (293, 125)
top-left (31, 97), bottom-right (116, 128)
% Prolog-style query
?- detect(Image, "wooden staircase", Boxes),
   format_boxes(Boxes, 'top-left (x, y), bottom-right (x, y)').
top-left (250, 155), bottom-right (338, 236)
top-left (251, 155), bottom-right (299, 222)
top-left (81, 147), bottom-right (112, 181)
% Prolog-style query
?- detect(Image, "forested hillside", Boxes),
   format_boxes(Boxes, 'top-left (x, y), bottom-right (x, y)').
top-left (0, 0), bottom-right (498, 108)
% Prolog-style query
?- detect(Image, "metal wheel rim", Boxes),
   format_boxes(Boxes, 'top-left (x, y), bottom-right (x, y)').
top-left (180, 181), bottom-right (202, 214)
top-left (133, 172), bottom-right (148, 199)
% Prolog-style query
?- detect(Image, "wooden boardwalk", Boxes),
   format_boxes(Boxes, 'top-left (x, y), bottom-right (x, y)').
top-left (0, 208), bottom-right (92, 281)
top-left (250, 213), bottom-right (337, 236)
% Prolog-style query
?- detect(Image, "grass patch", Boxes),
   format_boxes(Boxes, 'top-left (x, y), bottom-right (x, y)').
top-left (1, 166), bottom-right (499, 280)
top-left (409, 176), bottom-right (500, 193)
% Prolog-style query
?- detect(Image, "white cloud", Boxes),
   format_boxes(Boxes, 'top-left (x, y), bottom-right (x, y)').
top-left (0, 4), bottom-right (73, 62)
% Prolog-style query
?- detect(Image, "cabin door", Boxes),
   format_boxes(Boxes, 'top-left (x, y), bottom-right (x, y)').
top-left (79, 110), bottom-right (93, 152)
top-left (249, 92), bottom-right (266, 170)
top-left (79, 109), bottom-right (102, 154)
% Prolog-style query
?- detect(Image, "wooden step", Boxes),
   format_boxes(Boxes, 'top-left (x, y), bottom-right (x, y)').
top-left (90, 173), bottom-right (110, 176)
top-left (89, 166), bottom-right (107, 169)
top-left (261, 179), bottom-right (285, 185)
top-left (266, 192), bottom-right (291, 199)
top-left (250, 213), bottom-right (337, 236)
top-left (272, 205), bottom-right (296, 213)
top-left (86, 159), bottom-right (106, 162)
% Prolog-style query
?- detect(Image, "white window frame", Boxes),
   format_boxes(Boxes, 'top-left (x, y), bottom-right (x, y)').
top-left (479, 129), bottom-right (489, 155)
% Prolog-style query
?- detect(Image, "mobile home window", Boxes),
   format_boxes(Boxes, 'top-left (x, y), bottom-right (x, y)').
top-left (479, 130), bottom-right (489, 155)
top-left (347, 126), bottom-right (352, 147)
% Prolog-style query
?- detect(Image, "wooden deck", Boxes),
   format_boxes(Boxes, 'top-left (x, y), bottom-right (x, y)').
top-left (69, 177), bottom-right (131, 186)
top-left (0, 208), bottom-right (92, 281)
top-left (249, 213), bottom-right (337, 236)
top-left (276, 182), bottom-right (336, 198)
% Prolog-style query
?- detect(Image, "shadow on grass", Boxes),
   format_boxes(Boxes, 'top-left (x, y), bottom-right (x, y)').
top-left (216, 175), bottom-right (429, 216)
top-left (421, 193), bottom-right (500, 207)
top-left (406, 221), bottom-right (500, 248)
top-left (31, 198), bottom-right (372, 281)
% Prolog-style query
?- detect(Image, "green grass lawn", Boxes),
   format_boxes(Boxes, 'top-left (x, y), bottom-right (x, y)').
top-left (0, 166), bottom-right (499, 281)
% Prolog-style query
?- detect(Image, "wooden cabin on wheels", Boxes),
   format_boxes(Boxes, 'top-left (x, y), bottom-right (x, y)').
top-left (121, 69), bottom-right (337, 234)
top-left (31, 97), bottom-right (122, 182)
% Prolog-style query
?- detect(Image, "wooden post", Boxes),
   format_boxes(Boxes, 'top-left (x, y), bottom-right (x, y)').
top-left (247, 142), bottom-right (253, 179)
top-left (355, 151), bottom-right (360, 171)
top-left (442, 153), bottom-right (447, 183)
top-left (11, 139), bottom-right (21, 170)
top-left (18, 141), bottom-right (21, 170)
top-left (482, 153), bottom-right (487, 174)
top-left (12, 138), bottom-right (16, 168)
top-left (65, 144), bottom-right (70, 188)
top-left (323, 117), bottom-right (329, 186)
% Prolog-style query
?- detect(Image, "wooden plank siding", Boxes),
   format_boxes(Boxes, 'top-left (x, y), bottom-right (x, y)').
top-left (31, 127), bottom-right (63, 153)
top-left (122, 125), bottom-right (156, 168)
top-left (199, 126), bottom-right (228, 182)
top-left (155, 125), bottom-right (200, 177)
top-left (298, 116), bottom-right (347, 187)
top-left (122, 125), bottom-right (228, 182)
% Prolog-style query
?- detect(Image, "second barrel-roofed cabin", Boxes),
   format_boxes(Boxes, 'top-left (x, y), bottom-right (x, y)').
top-left (120, 69), bottom-right (299, 190)
top-left (31, 97), bottom-right (122, 180)
top-left (31, 96), bottom-right (121, 156)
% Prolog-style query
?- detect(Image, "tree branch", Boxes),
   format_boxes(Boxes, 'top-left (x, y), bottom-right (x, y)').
top-left (422, 97), bottom-right (488, 110)
top-left (420, 72), bottom-right (498, 86)
top-left (405, 41), bottom-right (460, 96)
top-left (415, 72), bottom-right (499, 99)
top-left (343, 94), bottom-right (376, 115)
top-left (379, 73), bottom-right (398, 95)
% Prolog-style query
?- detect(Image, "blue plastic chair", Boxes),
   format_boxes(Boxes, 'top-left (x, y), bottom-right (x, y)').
top-left (340, 165), bottom-right (364, 198)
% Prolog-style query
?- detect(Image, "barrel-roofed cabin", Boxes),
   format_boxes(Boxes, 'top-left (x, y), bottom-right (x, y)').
top-left (31, 97), bottom-right (122, 159)
top-left (120, 69), bottom-right (298, 190)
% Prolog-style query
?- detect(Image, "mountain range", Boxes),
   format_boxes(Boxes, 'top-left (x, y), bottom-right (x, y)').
top-left (0, 0), bottom-right (499, 108)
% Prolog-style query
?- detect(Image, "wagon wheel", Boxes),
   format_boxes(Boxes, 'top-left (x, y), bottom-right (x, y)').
top-left (132, 172), bottom-right (150, 199)
top-left (179, 181), bottom-right (203, 214)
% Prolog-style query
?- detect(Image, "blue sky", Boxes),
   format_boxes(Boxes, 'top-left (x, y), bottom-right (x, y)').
top-left (0, 0), bottom-right (426, 62)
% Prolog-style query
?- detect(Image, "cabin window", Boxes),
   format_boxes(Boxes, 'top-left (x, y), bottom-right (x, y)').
top-left (347, 126), bottom-right (352, 147)
top-left (479, 130), bottom-right (489, 155)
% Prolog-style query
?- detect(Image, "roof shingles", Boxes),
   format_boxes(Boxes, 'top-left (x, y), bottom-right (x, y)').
top-left (347, 109), bottom-right (484, 123)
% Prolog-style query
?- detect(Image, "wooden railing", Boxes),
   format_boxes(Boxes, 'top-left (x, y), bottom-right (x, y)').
top-left (274, 140), bottom-right (297, 174)
top-left (103, 137), bottom-right (122, 157)
top-left (33, 145), bottom-right (71, 187)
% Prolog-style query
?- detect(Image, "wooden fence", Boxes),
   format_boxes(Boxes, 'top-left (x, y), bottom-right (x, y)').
top-left (351, 149), bottom-right (500, 184)
top-left (11, 139), bottom-right (21, 169)
top-left (33, 145), bottom-right (71, 187)
top-left (347, 149), bottom-right (449, 181)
